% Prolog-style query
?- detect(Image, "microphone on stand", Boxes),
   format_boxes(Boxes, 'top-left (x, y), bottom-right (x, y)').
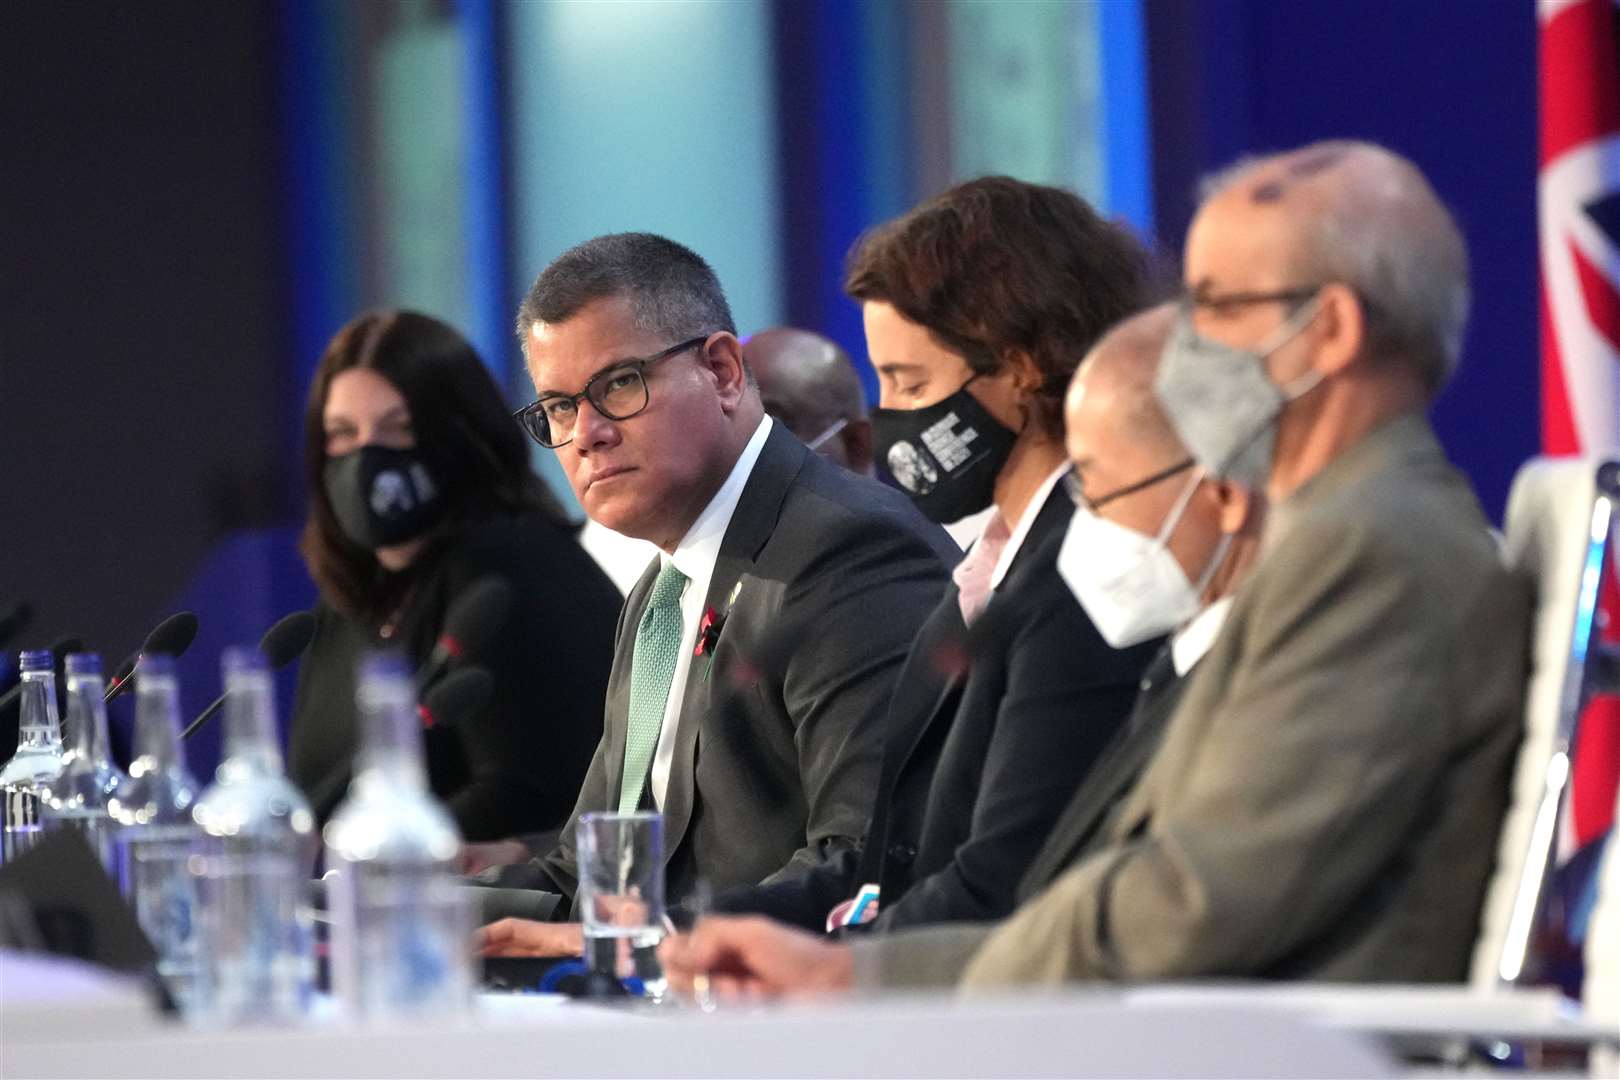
top-left (103, 612), bottom-right (199, 704)
top-left (0, 602), bottom-right (34, 651)
top-left (414, 577), bottom-right (512, 695)
top-left (306, 664), bottom-right (494, 816)
top-left (46, 636), bottom-right (86, 661)
top-left (181, 611), bottom-right (317, 742)
top-left (417, 665), bottom-right (494, 730)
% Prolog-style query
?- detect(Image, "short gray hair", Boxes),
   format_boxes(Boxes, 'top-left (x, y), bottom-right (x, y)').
top-left (515, 232), bottom-right (736, 344)
top-left (1200, 141), bottom-right (1470, 395)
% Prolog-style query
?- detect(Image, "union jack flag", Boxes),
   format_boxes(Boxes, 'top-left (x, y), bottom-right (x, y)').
top-left (1540, 0), bottom-right (1620, 855)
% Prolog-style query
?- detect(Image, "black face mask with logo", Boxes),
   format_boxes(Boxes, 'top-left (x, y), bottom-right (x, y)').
top-left (322, 444), bottom-right (446, 550)
top-left (871, 376), bottom-right (1020, 523)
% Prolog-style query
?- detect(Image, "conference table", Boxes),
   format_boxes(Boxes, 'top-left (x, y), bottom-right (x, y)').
top-left (4, 952), bottom-right (1612, 1078)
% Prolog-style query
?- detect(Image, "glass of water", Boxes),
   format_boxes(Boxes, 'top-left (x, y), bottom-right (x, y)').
top-left (576, 811), bottom-right (664, 997)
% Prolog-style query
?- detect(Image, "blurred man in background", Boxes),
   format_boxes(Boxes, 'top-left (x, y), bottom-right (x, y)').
top-left (744, 327), bottom-right (873, 475)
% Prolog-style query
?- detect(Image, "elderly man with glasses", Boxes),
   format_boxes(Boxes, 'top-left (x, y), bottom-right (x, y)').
top-left (660, 141), bottom-right (1530, 997)
top-left (469, 232), bottom-right (957, 960)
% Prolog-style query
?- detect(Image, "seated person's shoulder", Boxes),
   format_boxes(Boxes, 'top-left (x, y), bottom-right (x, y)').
top-left (1265, 460), bottom-right (1516, 616)
top-left (775, 454), bottom-right (956, 560)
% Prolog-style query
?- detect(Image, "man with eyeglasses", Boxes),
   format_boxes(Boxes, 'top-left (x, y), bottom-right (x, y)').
top-left (578, 326), bottom-right (880, 595)
top-left (470, 232), bottom-right (957, 958)
top-left (660, 141), bottom-right (1530, 996)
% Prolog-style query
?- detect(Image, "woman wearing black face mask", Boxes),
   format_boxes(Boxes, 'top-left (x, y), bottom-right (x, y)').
top-left (289, 310), bottom-right (621, 843)
top-left (702, 177), bottom-right (1164, 935)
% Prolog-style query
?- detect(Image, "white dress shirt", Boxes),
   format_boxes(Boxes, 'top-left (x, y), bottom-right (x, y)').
top-left (646, 415), bottom-right (774, 808)
top-left (1171, 595), bottom-right (1234, 677)
top-left (578, 519), bottom-right (659, 596)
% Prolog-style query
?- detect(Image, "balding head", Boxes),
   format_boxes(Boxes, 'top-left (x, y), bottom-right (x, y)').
top-left (1195, 140), bottom-right (1469, 394)
top-left (1067, 304), bottom-right (1186, 485)
top-left (1066, 303), bottom-right (1261, 607)
top-left (743, 327), bottom-right (873, 472)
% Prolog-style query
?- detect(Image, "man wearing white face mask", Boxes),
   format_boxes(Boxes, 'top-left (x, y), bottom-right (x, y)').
top-left (658, 143), bottom-right (1531, 998)
top-left (659, 305), bottom-right (1262, 992)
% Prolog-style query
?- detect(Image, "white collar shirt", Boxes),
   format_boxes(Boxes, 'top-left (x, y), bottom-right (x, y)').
top-left (1171, 595), bottom-right (1234, 677)
top-left (646, 415), bottom-right (773, 808)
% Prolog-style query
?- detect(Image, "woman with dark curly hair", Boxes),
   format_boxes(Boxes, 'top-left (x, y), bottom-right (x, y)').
top-left (707, 176), bottom-right (1167, 933)
top-left (289, 309), bottom-right (620, 842)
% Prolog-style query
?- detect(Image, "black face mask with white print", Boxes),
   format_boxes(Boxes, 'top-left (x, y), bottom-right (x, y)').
top-left (323, 444), bottom-right (446, 550)
top-left (871, 375), bottom-right (1019, 523)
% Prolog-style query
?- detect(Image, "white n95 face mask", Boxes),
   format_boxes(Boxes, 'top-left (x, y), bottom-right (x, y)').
top-left (1057, 470), bottom-right (1231, 649)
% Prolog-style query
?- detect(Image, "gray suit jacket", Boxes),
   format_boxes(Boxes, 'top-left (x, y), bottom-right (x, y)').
top-left (491, 422), bottom-right (957, 916)
top-left (857, 412), bottom-right (1531, 990)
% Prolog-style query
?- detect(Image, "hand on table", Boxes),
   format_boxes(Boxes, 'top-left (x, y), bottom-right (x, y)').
top-left (458, 839), bottom-right (531, 876)
top-left (657, 915), bottom-right (854, 1001)
top-left (474, 918), bottom-right (584, 958)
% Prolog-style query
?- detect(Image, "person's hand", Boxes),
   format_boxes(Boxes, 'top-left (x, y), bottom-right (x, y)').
top-left (457, 839), bottom-right (531, 876)
top-left (658, 915), bottom-right (854, 1001)
top-left (474, 918), bottom-right (584, 957)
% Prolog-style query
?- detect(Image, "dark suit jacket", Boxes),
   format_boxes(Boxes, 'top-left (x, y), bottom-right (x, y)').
top-left (713, 487), bottom-right (1161, 932)
top-left (489, 423), bottom-right (957, 917)
top-left (289, 510), bottom-right (620, 841)
top-left (1014, 645), bottom-right (1188, 904)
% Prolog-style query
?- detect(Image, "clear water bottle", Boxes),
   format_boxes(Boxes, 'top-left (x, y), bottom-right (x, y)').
top-left (323, 652), bottom-right (472, 1020)
top-left (190, 647), bottom-right (317, 1025)
top-left (110, 653), bottom-right (201, 1011)
top-left (0, 650), bottom-right (66, 864)
top-left (42, 653), bottom-right (128, 874)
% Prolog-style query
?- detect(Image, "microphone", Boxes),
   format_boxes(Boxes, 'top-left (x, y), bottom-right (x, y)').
top-left (47, 636), bottom-right (86, 660)
top-left (417, 665), bottom-right (493, 730)
top-left (306, 664), bottom-right (494, 815)
top-left (103, 612), bottom-right (199, 704)
top-left (0, 602), bottom-right (34, 651)
top-left (181, 611), bottom-right (318, 742)
top-left (260, 610), bottom-right (317, 668)
top-left (414, 577), bottom-right (512, 694)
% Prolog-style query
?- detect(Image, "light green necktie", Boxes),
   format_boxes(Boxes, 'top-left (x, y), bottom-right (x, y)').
top-left (618, 561), bottom-right (689, 812)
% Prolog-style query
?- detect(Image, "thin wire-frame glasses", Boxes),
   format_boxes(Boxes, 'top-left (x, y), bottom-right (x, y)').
top-left (513, 336), bottom-right (707, 448)
top-left (1064, 458), bottom-right (1195, 513)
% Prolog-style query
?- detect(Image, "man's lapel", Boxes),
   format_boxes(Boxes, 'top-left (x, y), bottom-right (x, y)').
top-left (660, 424), bottom-right (808, 860)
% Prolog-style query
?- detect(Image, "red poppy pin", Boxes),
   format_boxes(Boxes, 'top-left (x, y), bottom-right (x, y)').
top-left (695, 581), bottom-right (742, 658)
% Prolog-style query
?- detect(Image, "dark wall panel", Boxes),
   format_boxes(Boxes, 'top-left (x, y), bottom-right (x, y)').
top-left (1, 4), bottom-right (290, 656)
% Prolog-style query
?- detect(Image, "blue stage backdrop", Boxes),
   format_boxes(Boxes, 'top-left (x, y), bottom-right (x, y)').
top-left (1146, 0), bottom-right (1539, 522)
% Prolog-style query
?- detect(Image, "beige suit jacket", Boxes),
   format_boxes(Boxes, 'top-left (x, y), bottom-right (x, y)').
top-left (856, 413), bottom-right (1530, 990)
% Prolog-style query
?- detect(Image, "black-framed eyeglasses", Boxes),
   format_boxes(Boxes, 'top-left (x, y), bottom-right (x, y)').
top-left (1181, 284), bottom-right (1320, 314)
top-left (1065, 458), bottom-right (1195, 513)
top-left (514, 336), bottom-right (708, 448)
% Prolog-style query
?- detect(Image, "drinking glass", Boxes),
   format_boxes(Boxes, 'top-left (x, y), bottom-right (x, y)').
top-left (576, 811), bottom-right (664, 997)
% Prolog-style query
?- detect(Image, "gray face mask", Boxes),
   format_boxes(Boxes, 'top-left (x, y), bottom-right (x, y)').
top-left (1153, 300), bottom-right (1324, 491)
